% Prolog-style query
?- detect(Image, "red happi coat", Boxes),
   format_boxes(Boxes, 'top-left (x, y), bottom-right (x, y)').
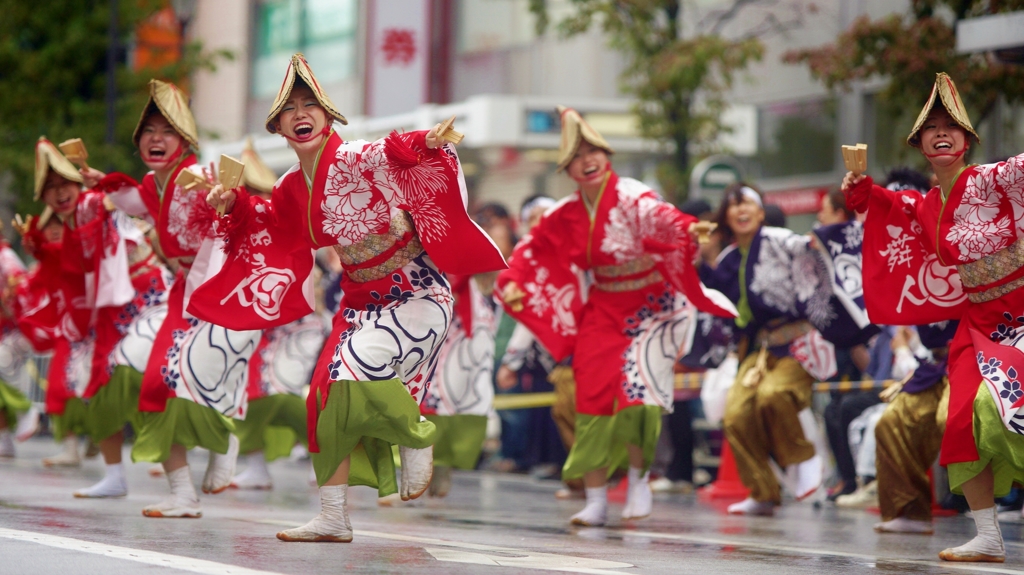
top-left (26, 192), bottom-right (168, 415)
top-left (15, 226), bottom-right (91, 415)
top-left (15, 232), bottom-right (65, 355)
top-left (96, 155), bottom-right (242, 415)
top-left (496, 172), bottom-right (736, 416)
top-left (854, 153), bottom-right (1024, 464)
top-left (57, 190), bottom-right (169, 399)
top-left (188, 131), bottom-right (506, 329)
top-left (187, 130), bottom-right (506, 450)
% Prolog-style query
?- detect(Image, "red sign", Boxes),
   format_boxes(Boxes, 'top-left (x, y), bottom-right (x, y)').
top-left (765, 187), bottom-right (828, 215)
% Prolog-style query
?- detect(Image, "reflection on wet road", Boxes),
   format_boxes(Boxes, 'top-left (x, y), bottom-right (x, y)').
top-left (1, 438), bottom-right (1022, 575)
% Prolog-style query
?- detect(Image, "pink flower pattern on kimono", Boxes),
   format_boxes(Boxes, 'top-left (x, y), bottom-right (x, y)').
top-left (321, 151), bottom-right (389, 245)
top-left (947, 172), bottom-right (1012, 261)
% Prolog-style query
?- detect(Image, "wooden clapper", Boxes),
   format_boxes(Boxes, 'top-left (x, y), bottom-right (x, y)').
top-left (436, 116), bottom-right (464, 145)
top-left (59, 138), bottom-right (90, 170)
top-left (174, 155), bottom-right (245, 216)
top-left (842, 143), bottom-right (868, 175)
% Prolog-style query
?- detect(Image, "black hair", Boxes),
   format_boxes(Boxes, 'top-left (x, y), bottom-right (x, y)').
top-left (474, 202), bottom-right (511, 222)
top-left (679, 198), bottom-right (713, 218)
top-left (714, 182), bottom-right (763, 246)
top-left (763, 204), bottom-right (787, 228)
top-left (823, 189), bottom-right (851, 221)
top-left (883, 167), bottom-right (931, 194)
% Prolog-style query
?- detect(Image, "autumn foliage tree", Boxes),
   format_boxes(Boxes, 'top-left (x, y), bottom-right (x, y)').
top-left (529, 0), bottom-right (807, 200)
top-left (785, 0), bottom-right (1024, 162)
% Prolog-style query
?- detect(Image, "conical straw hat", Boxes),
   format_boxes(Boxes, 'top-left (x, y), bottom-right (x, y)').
top-left (266, 53), bottom-right (347, 134)
top-left (34, 137), bottom-right (83, 201)
top-left (907, 72), bottom-right (980, 147)
top-left (132, 79), bottom-right (199, 149)
top-left (35, 207), bottom-right (55, 230)
top-left (240, 137), bottom-right (279, 194)
top-left (556, 106), bottom-right (613, 172)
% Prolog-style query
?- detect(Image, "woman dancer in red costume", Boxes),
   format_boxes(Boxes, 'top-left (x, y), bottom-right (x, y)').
top-left (844, 73), bottom-right (1024, 563)
top-left (196, 54), bottom-right (506, 541)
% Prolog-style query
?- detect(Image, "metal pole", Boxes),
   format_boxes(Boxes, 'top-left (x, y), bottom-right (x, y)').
top-left (105, 0), bottom-right (118, 147)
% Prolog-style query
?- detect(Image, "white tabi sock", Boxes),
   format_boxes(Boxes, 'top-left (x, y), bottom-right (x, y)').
top-left (727, 497), bottom-right (775, 516)
top-left (15, 405), bottom-right (40, 441)
top-left (939, 506), bottom-right (1005, 562)
top-left (203, 434), bottom-right (239, 494)
top-left (42, 436), bottom-right (81, 467)
top-left (143, 466), bottom-right (201, 518)
top-left (428, 465), bottom-right (453, 498)
top-left (276, 485), bottom-right (353, 542)
top-left (231, 452), bottom-right (273, 490)
top-left (794, 454), bottom-right (823, 500)
top-left (74, 463), bottom-right (128, 498)
top-left (399, 445), bottom-right (433, 501)
top-left (0, 430), bottom-right (14, 457)
top-left (873, 517), bottom-right (933, 534)
top-left (570, 486), bottom-right (608, 526)
top-left (622, 467), bottom-right (652, 520)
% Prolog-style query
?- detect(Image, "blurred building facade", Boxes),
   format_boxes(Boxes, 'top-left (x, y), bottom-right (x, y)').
top-left (188, 0), bottom-right (1024, 230)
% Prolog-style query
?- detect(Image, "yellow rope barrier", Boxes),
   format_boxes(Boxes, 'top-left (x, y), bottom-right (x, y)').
top-left (492, 392), bottom-right (558, 411)
top-left (492, 374), bottom-right (902, 410)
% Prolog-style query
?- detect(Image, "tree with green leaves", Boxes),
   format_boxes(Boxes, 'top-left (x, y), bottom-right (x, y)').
top-left (528, 0), bottom-right (806, 200)
top-left (0, 0), bottom-right (229, 214)
top-left (785, 0), bottom-right (1024, 163)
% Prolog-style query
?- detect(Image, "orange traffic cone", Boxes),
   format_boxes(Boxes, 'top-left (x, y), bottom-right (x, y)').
top-left (699, 440), bottom-right (750, 500)
top-left (608, 477), bottom-right (629, 503)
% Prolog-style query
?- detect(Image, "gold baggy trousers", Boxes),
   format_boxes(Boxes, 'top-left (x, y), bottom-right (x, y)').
top-left (875, 380), bottom-right (947, 522)
top-left (549, 366), bottom-right (577, 451)
top-left (723, 353), bottom-right (815, 504)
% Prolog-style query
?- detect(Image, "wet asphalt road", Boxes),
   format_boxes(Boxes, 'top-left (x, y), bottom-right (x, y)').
top-left (1, 438), bottom-right (1023, 575)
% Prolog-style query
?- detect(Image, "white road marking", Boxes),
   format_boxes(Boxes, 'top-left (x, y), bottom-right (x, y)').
top-left (0, 527), bottom-right (288, 575)
top-left (617, 529), bottom-right (1024, 575)
top-left (422, 548), bottom-right (634, 575)
top-left (250, 519), bottom-right (634, 574)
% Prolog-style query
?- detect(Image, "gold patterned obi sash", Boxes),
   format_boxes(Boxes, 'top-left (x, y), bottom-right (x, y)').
top-left (592, 255), bottom-right (664, 292)
top-left (127, 239), bottom-right (154, 270)
top-left (957, 237), bottom-right (1024, 304)
top-left (336, 211), bottom-right (424, 284)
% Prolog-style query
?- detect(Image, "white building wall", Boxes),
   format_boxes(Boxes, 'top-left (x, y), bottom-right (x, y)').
top-left (191, 0), bottom-right (927, 218)
top-left (190, 0), bottom-right (251, 143)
